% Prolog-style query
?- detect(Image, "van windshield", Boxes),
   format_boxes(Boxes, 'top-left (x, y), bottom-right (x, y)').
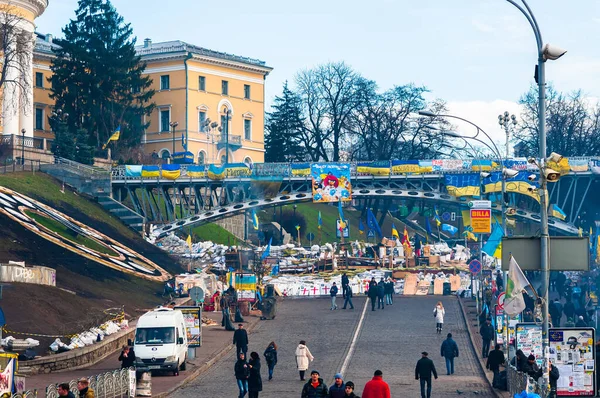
top-left (135, 327), bottom-right (175, 344)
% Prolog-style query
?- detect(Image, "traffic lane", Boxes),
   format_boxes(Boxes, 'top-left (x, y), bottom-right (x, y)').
top-left (175, 296), bottom-right (367, 397)
top-left (343, 296), bottom-right (493, 397)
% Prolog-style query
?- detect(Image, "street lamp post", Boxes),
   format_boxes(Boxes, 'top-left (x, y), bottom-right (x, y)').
top-left (503, 2), bottom-right (566, 392)
top-left (498, 111), bottom-right (517, 159)
top-left (170, 121), bottom-right (179, 157)
top-left (223, 107), bottom-right (231, 164)
top-left (21, 129), bottom-right (25, 166)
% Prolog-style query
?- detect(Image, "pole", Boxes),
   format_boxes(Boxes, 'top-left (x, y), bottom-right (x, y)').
top-left (21, 129), bottom-right (25, 166)
top-left (225, 109), bottom-right (230, 164)
top-left (172, 124), bottom-right (175, 155)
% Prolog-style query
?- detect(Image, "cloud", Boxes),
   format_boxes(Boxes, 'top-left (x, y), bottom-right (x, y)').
top-left (471, 19), bottom-right (494, 33)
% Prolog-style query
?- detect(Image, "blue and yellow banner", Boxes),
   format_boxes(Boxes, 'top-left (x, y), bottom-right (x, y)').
top-left (186, 165), bottom-right (206, 178)
top-left (125, 165), bottom-right (142, 178)
top-left (161, 164), bottom-right (181, 180)
top-left (483, 171), bottom-right (540, 202)
top-left (550, 204), bottom-right (567, 220)
top-left (226, 163), bottom-right (252, 177)
top-left (208, 164), bottom-right (226, 180)
top-left (141, 165), bottom-right (160, 178)
top-left (391, 160), bottom-right (420, 174)
top-left (471, 159), bottom-right (498, 172)
top-left (418, 160), bottom-right (433, 173)
top-left (444, 173), bottom-right (481, 197)
top-left (291, 163), bottom-right (311, 176)
top-left (357, 161), bottom-right (391, 176)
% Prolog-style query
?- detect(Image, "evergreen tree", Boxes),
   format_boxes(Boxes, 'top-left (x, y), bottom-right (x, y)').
top-left (265, 81), bottom-right (306, 162)
top-left (49, 0), bottom-right (155, 161)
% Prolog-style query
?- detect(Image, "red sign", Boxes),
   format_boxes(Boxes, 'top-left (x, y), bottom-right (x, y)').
top-left (470, 208), bottom-right (491, 233)
top-left (497, 292), bottom-right (505, 309)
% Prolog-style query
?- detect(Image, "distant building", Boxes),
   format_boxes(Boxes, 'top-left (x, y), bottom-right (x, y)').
top-left (28, 33), bottom-right (272, 164)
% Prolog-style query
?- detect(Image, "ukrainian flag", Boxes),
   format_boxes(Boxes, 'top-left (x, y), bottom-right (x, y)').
top-left (291, 163), bottom-right (311, 176)
top-left (391, 160), bottom-right (420, 174)
top-left (550, 204), bottom-right (567, 220)
top-left (462, 230), bottom-right (478, 242)
top-left (161, 164), bottom-right (181, 180)
top-left (471, 159), bottom-right (499, 172)
top-left (418, 160), bottom-right (433, 173)
top-left (251, 209), bottom-right (259, 230)
top-left (391, 223), bottom-right (399, 239)
top-left (141, 165), bottom-right (160, 178)
top-left (186, 165), bottom-right (206, 178)
top-left (208, 164), bottom-right (226, 180)
top-left (357, 161), bottom-right (390, 176)
top-left (444, 173), bottom-right (481, 197)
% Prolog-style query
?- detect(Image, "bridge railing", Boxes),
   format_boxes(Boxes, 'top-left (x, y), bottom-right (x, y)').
top-left (110, 157), bottom-right (600, 181)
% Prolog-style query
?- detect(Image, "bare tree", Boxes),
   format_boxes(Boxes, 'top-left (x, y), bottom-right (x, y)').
top-left (0, 4), bottom-right (34, 113)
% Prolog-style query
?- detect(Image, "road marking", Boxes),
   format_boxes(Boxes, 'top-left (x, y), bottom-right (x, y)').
top-left (340, 298), bottom-right (369, 375)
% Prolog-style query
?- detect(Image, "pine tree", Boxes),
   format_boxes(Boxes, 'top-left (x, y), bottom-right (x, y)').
top-left (49, 0), bottom-right (155, 161)
top-left (265, 81), bottom-right (307, 162)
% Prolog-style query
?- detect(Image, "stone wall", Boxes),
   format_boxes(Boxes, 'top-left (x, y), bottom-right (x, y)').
top-left (19, 327), bottom-right (134, 375)
top-left (215, 214), bottom-right (246, 240)
top-left (0, 264), bottom-right (56, 286)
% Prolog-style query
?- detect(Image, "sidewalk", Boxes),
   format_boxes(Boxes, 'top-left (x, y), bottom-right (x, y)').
top-left (458, 297), bottom-right (512, 398)
top-left (24, 311), bottom-right (261, 397)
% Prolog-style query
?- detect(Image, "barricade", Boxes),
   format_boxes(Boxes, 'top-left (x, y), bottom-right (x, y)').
top-left (507, 364), bottom-right (542, 396)
top-left (44, 366), bottom-right (134, 398)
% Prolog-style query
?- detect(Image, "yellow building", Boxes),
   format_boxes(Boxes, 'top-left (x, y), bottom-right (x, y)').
top-left (28, 35), bottom-right (272, 164)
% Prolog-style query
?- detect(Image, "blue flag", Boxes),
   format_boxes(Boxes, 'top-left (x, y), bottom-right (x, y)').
top-left (442, 224), bottom-right (458, 235)
top-left (359, 219), bottom-right (365, 235)
top-left (425, 217), bottom-right (432, 236)
top-left (318, 211), bottom-right (323, 229)
top-left (338, 199), bottom-right (345, 221)
top-left (367, 209), bottom-right (383, 238)
top-left (261, 238), bottom-right (272, 260)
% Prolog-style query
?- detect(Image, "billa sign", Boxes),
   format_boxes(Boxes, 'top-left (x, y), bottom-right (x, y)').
top-left (470, 208), bottom-right (491, 233)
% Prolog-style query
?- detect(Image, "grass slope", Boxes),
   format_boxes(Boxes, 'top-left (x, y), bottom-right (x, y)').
top-left (191, 223), bottom-right (239, 246)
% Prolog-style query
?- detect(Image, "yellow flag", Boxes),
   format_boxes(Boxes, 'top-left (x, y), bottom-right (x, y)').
top-left (186, 235), bottom-right (192, 251)
top-left (102, 126), bottom-right (121, 149)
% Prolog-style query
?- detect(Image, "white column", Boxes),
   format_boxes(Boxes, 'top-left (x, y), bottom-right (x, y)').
top-left (19, 38), bottom-right (33, 139)
top-left (2, 32), bottom-right (20, 136)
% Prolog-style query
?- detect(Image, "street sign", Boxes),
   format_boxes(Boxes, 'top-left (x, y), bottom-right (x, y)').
top-left (497, 292), bottom-right (505, 310)
top-left (367, 230), bottom-right (375, 238)
top-left (451, 212), bottom-right (456, 221)
top-left (468, 200), bottom-right (492, 209)
top-left (442, 212), bottom-right (451, 222)
top-left (306, 232), bottom-right (315, 242)
top-left (470, 208), bottom-right (491, 233)
top-left (189, 287), bottom-right (204, 303)
top-left (469, 259), bottom-right (482, 274)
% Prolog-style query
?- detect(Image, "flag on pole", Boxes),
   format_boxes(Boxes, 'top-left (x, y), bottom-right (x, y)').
top-left (462, 230), bottom-right (478, 241)
top-left (482, 222), bottom-right (503, 259)
top-left (425, 217), bottom-right (432, 237)
top-left (442, 224), bottom-right (458, 235)
top-left (504, 256), bottom-right (530, 317)
top-left (402, 226), bottom-right (411, 248)
top-left (261, 238), bottom-right (272, 260)
top-left (318, 211), bottom-right (322, 230)
top-left (337, 199), bottom-right (345, 228)
top-left (367, 209), bottom-right (382, 237)
top-left (391, 223), bottom-right (400, 239)
top-left (251, 209), bottom-right (259, 230)
top-left (359, 219), bottom-right (365, 235)
top-left (295, 225), bottom-right (300, 231)
top-left (102, 126), bottom-right (121, 149)
top-left (433, 206), bottom-right (442, 227)
top-left (186, 235), bottom-right (193, 251)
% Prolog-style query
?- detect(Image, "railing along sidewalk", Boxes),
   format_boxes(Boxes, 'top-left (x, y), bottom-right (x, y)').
top-left (43, 366), bottom-right (134, 398)
top-left (507, 364), bottom-right (543, 396)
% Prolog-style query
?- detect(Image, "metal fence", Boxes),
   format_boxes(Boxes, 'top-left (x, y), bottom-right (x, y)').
top-left (507, 364), bottom-right (543, 396)
top-left (0, 159), bottom-right (46, 174)
top-left (43, 367), bottom-right (134, 398)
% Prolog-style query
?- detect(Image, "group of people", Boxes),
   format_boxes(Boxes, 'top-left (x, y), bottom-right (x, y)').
top-left (366, 277), bottom-right (395, 311)
top-left (56, 378), bottom-right (94, 398)
top-left (300, 369), bottom-right (391, 398)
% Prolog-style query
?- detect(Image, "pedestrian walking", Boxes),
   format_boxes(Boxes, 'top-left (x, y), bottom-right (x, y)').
top-left (57, 383), bottom-right (76, 398)
top-left (235, 352), bottom-right (250, 398)
top-left (301, 370), bottom-right (328, 398)
top-left (118, 345), bottom-right (135, 369)
top-left (549, 362), bottom-right (560, 398)
top-left (486, 344), bottom-right (505, 388)
top-left (415, 352), bottom-right (438, 398)
top-left (248, 352), bottom-right (263, 398)
top-left (341, 273), bottom-right (349, 299)
top-left (233, 323), bottom-right (249, 356)
top-left (330, 282), bottom-right (339, 310)
top-left (362, 369), bottom-right (391, 398)
top-left (343, 381), bottom-right (359, 397)
top-left (384, 278), bottom-right (394, 305)
top-left (368, 278), bottom-right (378, 311)
top-left (480, 318), bottom-right (494, 358)
top-left (329, 373), bottom-right (345, 398)
top-left (77, 378), bottom-right (95, 398)
top-left (263, 341), bottom-right (278, 381)
top-left (342, 283), bottom-right (354, 309)
top-left (495, 272), bottom-right (504, 292)
top-left (377, 278), bottom-right (385, 309)
top-left (440, 333), bottom-right (459, 375)
top-left (296, 340), bottom-right (314, 381)
top-left (434, 301), bottom-right (445, 334)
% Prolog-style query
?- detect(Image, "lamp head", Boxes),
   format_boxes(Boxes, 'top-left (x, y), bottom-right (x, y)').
top-left (418, 110), bottom-right (436, 117)
top-left (21, 129), bottom-right (26, 134)
top-left (543, 44), bottom-right (567, 61)
top-left (527, 157), bottom-right (537, 165)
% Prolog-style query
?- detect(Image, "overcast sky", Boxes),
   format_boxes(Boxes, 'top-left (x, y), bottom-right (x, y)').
top-left (36, 0), bottom-right (600, 146)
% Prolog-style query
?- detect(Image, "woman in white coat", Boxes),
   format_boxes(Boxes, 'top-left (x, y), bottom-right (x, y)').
top-left (434, 301), bottom-right (445, 334)
top-left (295, 340), bottom-right (314, 381)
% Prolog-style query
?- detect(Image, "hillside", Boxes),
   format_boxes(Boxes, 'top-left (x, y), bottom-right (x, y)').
top-left (0, 172), bottom-right (184, 347)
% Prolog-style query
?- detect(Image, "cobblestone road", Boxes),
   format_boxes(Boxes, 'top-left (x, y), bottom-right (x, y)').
top-left (174, 295), bottom-right (492, 397)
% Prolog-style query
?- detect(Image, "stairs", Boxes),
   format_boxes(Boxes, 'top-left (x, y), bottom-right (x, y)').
top-left (96, 194), bottom-right (145, 233)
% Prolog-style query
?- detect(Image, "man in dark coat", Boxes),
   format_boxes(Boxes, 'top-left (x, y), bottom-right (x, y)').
top-left (233, 323), bottom-right (249, 356)
top-left (525, 355), bottom-right (542, 379)
top-left (57, 383), bottom-right (76, 398)
top-left (377, 279), bottom-right (385, 309)
top-left (301, 370), bottom-right (328, 398)
top-left (480, 318), bottom-right (494, 358)
top-left (343, 381), bottom-right (359, 397)
top-left (415, 352), bottom-right (438, 398)
top-left (440, 333), bottom-right (459, 375)
top-left (549, 362), bottom-right (560, 398)
top-left (342, 283), bottom-right (354, 310)
top-left (550, 298), bottom-right (563, 327)
top-left (328, 373), bottom-right (345, 398)
top-left (486, 344), bottom-right (505, 388)
top-left (368, 278), bottom-right (378, 311)
top-left (247, 352), bottom-right (262, 398)
top-left (118, 345), bottom-right (136, 368)
top-left (384, 279), bottom-right (394, 305)
top-left (341, 273), bottom-right (349, 299)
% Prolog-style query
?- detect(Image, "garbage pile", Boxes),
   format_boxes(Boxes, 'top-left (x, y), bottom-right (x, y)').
top-left (1, 336), bottom-right (39, 352)
top-left (155, 235), bottom-right (230, 271)
top-left (48, 319), bottom-right (128, 353)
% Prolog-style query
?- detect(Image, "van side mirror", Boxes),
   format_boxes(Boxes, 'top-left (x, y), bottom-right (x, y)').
top-left (178, 337), bottom-right (184, 345)
top-left (127, 339), bottom-right (133, 346)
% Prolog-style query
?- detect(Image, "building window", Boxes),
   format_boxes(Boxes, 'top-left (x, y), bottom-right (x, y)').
top-left (160, 150), bottom-right (171, 161)
top-left (244, 84), bottom-right (250, 99)
top-left (160, 109), bottom-right (170, 132)
top-left (199, 76), bottom-right (206, 91)
top-left (35, 108), bottom-right (43, 130)
top-left (197, 151), bottom-right (205, 165)
top-left (244, 119), bottom-right (251, 140)
top-left (221, 80), bottom-right (228, 95)
top-left (220, 154), bottom-right (227, 164)
top-left (35, 72), bottom-right (44, 88)
top-left (199, 111), bottom-right (207, 132)
top-left (160, 75), bottom-right (170, 90)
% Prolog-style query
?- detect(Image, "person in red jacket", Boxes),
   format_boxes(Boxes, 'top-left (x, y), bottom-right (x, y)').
top-left (361, 370), bottom-right (391, 398)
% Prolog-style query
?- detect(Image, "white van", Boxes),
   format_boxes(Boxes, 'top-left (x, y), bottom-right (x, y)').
top-left (133, 307), bottom-right (188, 375)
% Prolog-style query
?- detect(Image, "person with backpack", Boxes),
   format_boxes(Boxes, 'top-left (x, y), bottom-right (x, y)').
top-left (263, 341), bottom-right (278, 381)
top-left (440, 333), bottom-right (459, 375)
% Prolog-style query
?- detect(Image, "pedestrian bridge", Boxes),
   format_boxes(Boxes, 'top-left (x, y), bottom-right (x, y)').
top-left (108, 158), bottom-right (600, 239)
